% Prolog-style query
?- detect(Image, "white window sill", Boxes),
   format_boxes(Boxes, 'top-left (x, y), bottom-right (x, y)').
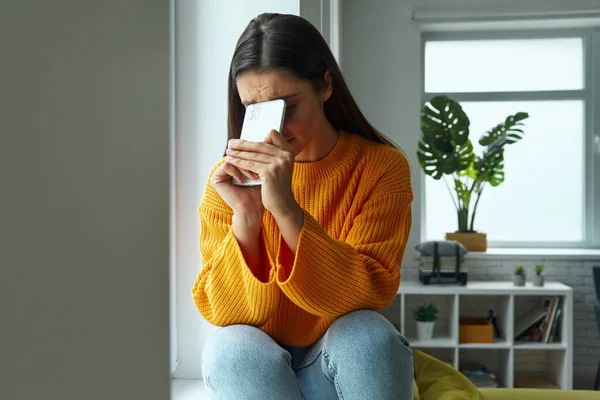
top-left (172, 379), bottom-right (209, 400)
top-left (467, 248), bottom-right (600, 260)
top-left (414, 248), bottom-right (600, 261)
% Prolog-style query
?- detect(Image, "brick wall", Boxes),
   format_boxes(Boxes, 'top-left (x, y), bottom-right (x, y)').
top-left (379, 258), bottom-right (599, 390)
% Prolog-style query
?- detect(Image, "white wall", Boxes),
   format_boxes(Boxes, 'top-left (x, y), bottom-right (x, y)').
top-left (341, 0), bottom-right (421, 268)
top-left (0, 1), bottom-right (171, 399)
top-left (417, 0), bottom-right (600, 10)
top-left (173, 0), bottom-right (301, 379)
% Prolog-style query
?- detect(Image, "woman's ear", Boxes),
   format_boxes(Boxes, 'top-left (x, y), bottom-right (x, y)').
top-left (321, 70), bottom-right (333, 102)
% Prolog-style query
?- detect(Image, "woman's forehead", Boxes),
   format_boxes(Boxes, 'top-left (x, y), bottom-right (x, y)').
top-left (237, 71), bottom-right (305, 104)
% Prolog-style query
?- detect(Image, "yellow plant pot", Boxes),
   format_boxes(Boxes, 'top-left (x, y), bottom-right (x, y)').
top-left (445, 232), bottom-right (487, 252)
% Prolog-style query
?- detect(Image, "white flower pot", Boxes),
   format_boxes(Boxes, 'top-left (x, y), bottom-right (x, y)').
top-left (533, 274), bottom-right (545, 287)
top-left (513, 274), bottom-right (525, 286)
top-left (416, 321), bottom-right (435, 341)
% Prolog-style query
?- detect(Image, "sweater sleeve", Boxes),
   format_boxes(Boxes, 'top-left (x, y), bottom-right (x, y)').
top-left (276, 156), bottom-right (413, 318)
top-left (191, 169), bottom-right (280, 327)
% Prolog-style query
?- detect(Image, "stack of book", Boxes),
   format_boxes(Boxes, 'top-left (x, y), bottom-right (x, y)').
top-left (514, 297), bottom-right (563, 343)
top-left (419, 255), bottom-right (465, 271)
top-left (459, 363), bottom-right (498, 388)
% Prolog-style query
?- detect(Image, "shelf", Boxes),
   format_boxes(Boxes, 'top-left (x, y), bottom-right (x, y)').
top-left (459, 294), bottom-right (511, 349)
top-left (402, 294), bottom-right (458, 344)
top-left (513, 350), bottom-right (567, 389)
top-left (513, 342), bottom-right (567, 350)
top-left (459, 339), bottom-right (511, 349)
top-left (513, 375), bottom-right (561, 390)
top-left (460, 348), bottom-right (511, 388)
top-left (398, 281), bottom-right (572, 295)
top-left (409, 336), bottom-right (455, 348)
top-left (397, 281), bottom-right (573, 389)
top-left (513, 294), bottom-right (564, 346)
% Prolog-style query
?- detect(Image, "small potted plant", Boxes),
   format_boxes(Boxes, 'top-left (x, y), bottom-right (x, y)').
top-left (533, 264), bottom-right (545, 287)
top-left (514, 265), bottom-right (526, 286)
top-left (414, 302), bottom-right (439, 341)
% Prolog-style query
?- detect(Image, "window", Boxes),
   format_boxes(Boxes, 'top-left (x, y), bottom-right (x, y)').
top-left (421, 30), bottom-right (600, 248)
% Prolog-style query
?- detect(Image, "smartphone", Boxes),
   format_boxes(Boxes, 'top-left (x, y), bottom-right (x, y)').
top-left (232, 98), bottom-right (286, 186)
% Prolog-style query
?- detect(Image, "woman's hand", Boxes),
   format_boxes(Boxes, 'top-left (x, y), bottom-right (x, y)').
top-left (225, 130), bottom-right (299, 220)
top-left (210, 160), bottom-right (264, 220)
top-left (211, 160), bottom-right (264, 270)
top-left (225, 130), bottom-right (304, 253)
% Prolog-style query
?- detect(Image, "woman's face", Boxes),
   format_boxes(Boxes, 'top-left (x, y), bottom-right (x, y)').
top-left (236, 70), bottom-right (335, 162)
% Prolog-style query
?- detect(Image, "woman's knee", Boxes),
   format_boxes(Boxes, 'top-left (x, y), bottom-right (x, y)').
top-left (201, 325), bottom-right (291, 384)
top-left (322, 310), bottom-right (414, 399)
top-left (326, 310), bottom-right (411, 359)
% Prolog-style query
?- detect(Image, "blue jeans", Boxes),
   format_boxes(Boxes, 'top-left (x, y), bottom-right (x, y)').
top-left (201, 310), bottom-right (414, 399)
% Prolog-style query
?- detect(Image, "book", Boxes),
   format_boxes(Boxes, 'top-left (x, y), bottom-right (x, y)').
top-left (420, 256), bottom-right (465, 269)
top-left (460, 363), bottom-right (498, 388)
top-left (514, 296), bottom-right (563, 343)
top-left (514, 308), bottom-right (547, 339)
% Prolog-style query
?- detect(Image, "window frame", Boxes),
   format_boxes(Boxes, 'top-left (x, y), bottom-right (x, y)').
top-left (420, 28), bottom-right (600, 249)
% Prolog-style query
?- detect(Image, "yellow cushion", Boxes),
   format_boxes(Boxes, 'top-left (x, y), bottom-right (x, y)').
top-left (413, 378), bottom-right (420, 400)
top-left (480, 388), bottom-right (600, 399)
top-left (413, 351), bottom-right (599, 399)
top-left (414, 350), bottom-right (483, 400)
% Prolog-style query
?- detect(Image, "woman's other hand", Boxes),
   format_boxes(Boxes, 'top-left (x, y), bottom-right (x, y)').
top-left (225, 130), bottom-right (300, 220)
top-left (211, 160), bottom-right (265, 270)
top-left (210, 161), bottom-right (264, 221)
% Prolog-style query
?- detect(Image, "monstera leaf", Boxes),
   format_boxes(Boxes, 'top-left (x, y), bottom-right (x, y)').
top-left (474, 147), bottom-right (505, 187)
top-left (479, 112), bottom-right (528, 147)
top-left (418, 96), bottom-right (474, 179)
top-left (476, 111), bottom-right (528, 186)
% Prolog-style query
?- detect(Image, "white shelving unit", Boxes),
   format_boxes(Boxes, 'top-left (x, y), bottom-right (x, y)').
top-left (397, 281), bottom-right (573, 389)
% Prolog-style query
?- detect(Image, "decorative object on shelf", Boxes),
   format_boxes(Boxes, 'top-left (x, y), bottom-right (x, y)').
top-left (533, 264), bottom-right (545, 287)
top-left (414, 302), bottom-right (439, 341)
top-left (513, 265), bottom-right (526, 286)
top-left (460, 363), bottom-right (499, 389)
top-left (514, 296), bottom-right (563, 343)
top-left (415, 240), bottom-right (468, 285)
top-left (486, 309), bottom-right (501, 338)
top-left (459, 316), bottom-right (494, 344)
top-left (445, 231), bottom-right (487, 252)
top-left (417, 95), bottom-right (529, 252)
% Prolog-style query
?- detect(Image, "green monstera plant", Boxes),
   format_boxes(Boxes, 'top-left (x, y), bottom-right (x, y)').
top-left (418, 95), bottom-right (529, 233)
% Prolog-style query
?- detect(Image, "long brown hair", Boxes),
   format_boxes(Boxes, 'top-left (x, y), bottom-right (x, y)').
top-left (226, 13), bottom-right (399, 150)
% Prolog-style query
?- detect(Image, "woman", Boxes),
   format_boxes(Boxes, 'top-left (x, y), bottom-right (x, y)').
top-left (192, 12), bottom-right (414, 400)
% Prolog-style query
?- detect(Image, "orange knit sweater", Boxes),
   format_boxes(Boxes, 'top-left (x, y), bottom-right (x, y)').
top-left (192, 131), bottom-right (413, 347)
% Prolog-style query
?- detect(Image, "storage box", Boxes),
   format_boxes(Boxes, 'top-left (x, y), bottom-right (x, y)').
top-left (459, 317), bottom-right (494, 343)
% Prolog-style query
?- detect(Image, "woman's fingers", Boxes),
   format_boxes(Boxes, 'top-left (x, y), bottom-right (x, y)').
top-left (225, 131), bottom-right (293, 179)
top-left (225, 162), bottom-right (259, 180)
top-left (242, 168), bottom-right (259, 180)
top-left (227, 149), bottom-right (293, 178)
top-left (227, 131), bottom-right (291, 165)
top-left (226, 157), bottom-right (263, 176)
top-left (225, 148), bottom-right (272, 164)
top-left (228, 137), bottom-right (281, 156)
top-left (224, 163), bottom-right (258, 183)
top-left (222, 162), bottom-right (245, 183)
top-left (264, 129), bottom-right (290, 150)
